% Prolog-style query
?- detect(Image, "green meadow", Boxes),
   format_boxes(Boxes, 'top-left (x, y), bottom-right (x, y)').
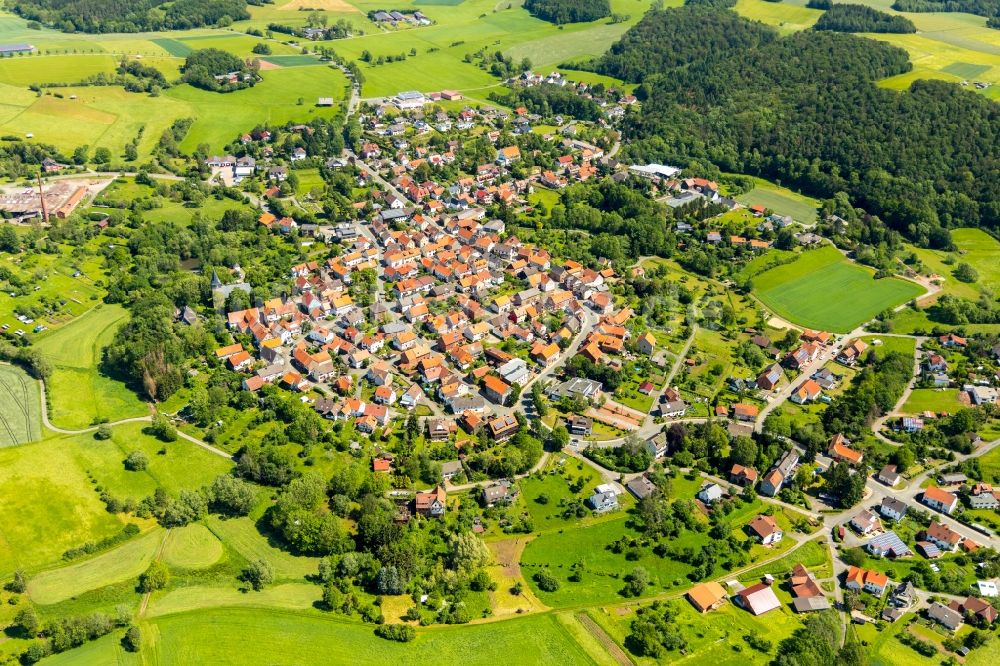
top-left (0, 363), bottom-right (42, 446)
top-left (0, 419), bottom-right (230, 580)
top-left (733, 177), bottom-right (819, 224)
top-left (901, 388), bottom-right (963, 414)
top-left (137, 608), bottom-right (600, 665)
top-left (27, 528), bottom-right (162, 605)
top-left (0, 436), bottom-right (129, 577)
top-left (34, 304), bottom-right (148, 429)
top-left (752, 245), bottom-right (924, 332)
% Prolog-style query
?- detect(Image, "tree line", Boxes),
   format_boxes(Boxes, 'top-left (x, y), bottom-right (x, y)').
top-left (523, 0), bottom-right (611, 24)
top-left (813, 3), bottom-right (916, 33)
top-left (9, 0), bottom-right (261, 33)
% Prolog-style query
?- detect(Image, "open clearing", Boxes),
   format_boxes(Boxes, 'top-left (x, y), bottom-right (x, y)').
top-left (146, 583), bottom-right (319, 618)
top-left (901, 388), bottom-right (962, 414)
top-left (0, 363), bottom-right (41, 446)
top-left (752, 245), bottom-right (924, 332)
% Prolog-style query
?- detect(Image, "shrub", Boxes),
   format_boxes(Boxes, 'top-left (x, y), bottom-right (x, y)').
top-left (534, 570), bottom-right (560, 592)
top-left (374, 624), bottom-right (416, 642)
top-left (124, 450), bottom-right (149, 471)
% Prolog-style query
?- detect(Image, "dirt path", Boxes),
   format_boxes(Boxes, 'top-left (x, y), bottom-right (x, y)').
top-left (576, 612), bottom-right (634, 666)
top-left (137, 529), bottom-right (171, 618)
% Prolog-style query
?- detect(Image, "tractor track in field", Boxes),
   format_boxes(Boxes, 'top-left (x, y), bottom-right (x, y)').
top-left (0, 366), bottom-right (32, 444)
top-left (575, 612), bottom-right (633, 666)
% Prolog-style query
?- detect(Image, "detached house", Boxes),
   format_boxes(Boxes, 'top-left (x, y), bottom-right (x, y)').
top-left (746, 515), bottom-right (783, 545)
top-left (922, 486), bottom-right (958, 515)
top-left (845, 566), bottom-right (889, 596)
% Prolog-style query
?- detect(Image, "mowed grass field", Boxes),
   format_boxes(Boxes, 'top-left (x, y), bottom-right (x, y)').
top-left (0, 363), bottom-right (41, 446)
top-left (135, 608), bottom-right (601, 665)
top-left (0, 436), bottom-right (128, 577)
top-left (27, 528), bottom-right (162, 605)
top-left (0, 421), bottom-right (230, 579)
top-left (901, 388), bottom-right (963, 414)
top-left (733, 177), bottom-right (819, 224)
top-left (34, 304), bottom-right (148, 429)
top-left (752, 245), bottom-right (924, 332)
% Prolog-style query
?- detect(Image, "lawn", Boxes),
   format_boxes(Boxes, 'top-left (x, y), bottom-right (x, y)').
top-left (733, 176), bottom-right (820, 224)
top-left (752, 245), bottom-right (924, 332)
top-left (588, 596), bottom-right (805, 666)
top-left (900, 388), bottom-right (962, 415)
top-left (0, 363), bottom-right (41, 446)
top-left (33, 304), bottom-right (148, 429)
top-left (859, 335), bottom-right (915, 358)
top-left (133, 607), bottom-right (600, 665)
top-left (27, 528), bottom-right (162, 605)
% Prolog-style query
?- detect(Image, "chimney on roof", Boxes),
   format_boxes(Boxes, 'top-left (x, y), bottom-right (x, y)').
top-left (37, 171), bottom-right (48, 223)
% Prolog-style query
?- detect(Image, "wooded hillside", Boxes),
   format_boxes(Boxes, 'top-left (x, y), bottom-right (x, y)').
top-left (593, 6), bottom-right (1000, 241)
top-left (813, 4), bottom-right (916, 33)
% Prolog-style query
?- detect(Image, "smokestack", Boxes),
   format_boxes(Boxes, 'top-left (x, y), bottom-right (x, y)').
top-left (37, 171), bottom-right (48, 223)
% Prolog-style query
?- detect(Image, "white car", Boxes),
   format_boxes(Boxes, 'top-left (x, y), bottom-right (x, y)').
top-left (14, 329), bottom-right (24, 336)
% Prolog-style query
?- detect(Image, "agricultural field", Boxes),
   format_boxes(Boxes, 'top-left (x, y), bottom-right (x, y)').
top-left (752, 245), bottom-right (924, 332)
top-left (27, 528), bottom-right (162, 605)
top-left (0, 363), bottom-right (41, 446)
top-left (33, 304), bottom-right (149, 429)
top-left (732, 177), bottom-right (820, 225)
top-left (107, 607), bottom-right (603, 665)
top-left (0, 416), bottom-right (231, 577)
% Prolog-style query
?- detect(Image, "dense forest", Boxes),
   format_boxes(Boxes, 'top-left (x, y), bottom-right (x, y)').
top-left (892, 0), bottom-right (1000, 18)
top-left (588, 6), bottom-right (775, 82)
top-left (813, 3), bottom-right (916, 32)
top-left (523, 0), bottom-right (611, 24)
top-left (8, 0), bottom-right (257, 32)
top-left (592, 6), bottom-right (1000, 241)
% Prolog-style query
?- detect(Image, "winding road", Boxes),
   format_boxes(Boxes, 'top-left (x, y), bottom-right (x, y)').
top-left (33, 373), bottom-right (232, 460)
